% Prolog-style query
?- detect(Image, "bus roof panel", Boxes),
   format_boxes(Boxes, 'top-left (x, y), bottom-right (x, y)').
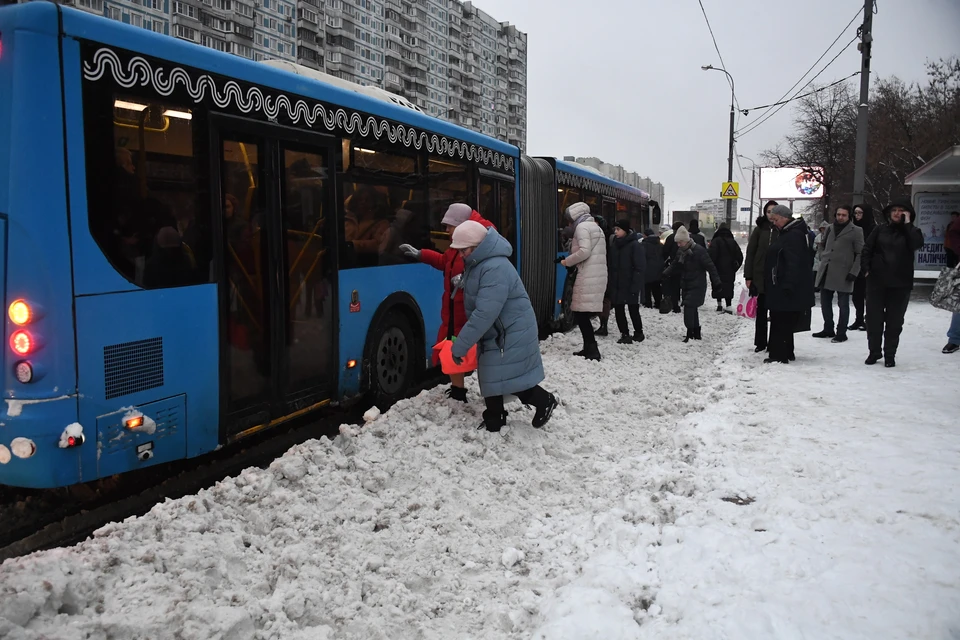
top-left (554, 159), bottom-right (650, 202)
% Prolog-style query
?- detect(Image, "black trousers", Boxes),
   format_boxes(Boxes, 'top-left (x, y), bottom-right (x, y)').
top-left (852, 276), bottom-right (867, 324)
top-left (866, 286), bottom-right (911, 357)
top-left (484, 385), bottom-right (550, 414)
top-left (575, 311), bottom-right (597, 347)
top-left (666, 274), bottom-right (682, 311)
top-left (615, 303), bottom-right (643, 335)
top-left (643, 281), bottom-right (662, 308)
top-left (947, 248), bottom-right (959, 269)
top-left (754, 293), bottom-right (769, 349)
top-left (683, 304), bottom-right (699, 331)
top-left (768, 310), bottom-right (799, 362)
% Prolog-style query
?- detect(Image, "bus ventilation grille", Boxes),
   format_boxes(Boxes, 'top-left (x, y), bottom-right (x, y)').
top-left (103, 338), bottom-right (164, 400)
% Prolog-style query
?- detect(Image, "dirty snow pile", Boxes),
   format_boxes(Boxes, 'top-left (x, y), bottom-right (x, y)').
top-left (3, 301), bottom-right (960, 640)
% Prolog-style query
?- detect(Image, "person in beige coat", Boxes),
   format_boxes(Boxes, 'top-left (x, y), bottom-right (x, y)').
top-left (561, 202), bottom-right (608, 361)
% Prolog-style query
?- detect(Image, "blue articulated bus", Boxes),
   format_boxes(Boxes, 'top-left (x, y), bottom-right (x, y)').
top-left (0, 2), bottom-right (651, 488)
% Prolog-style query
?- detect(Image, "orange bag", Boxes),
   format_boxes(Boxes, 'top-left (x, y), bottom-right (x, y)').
top-left (435, 339), bottom-right (478, 374)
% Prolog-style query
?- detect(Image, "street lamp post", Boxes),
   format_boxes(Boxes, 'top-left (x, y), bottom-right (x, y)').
top-left (702, 64), bottom-right (735, 228)
top-left (738, 153), bottom-right (758, 236)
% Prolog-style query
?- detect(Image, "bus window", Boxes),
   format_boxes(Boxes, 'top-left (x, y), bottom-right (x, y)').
top-left (83, 91), bottom-right (212, 288)
top-left (498, 181), bottom-right (515, 249)
top-left (428, 157), bottom-right (470, 253)
top-left (557, 186), bottom-right (580, 251)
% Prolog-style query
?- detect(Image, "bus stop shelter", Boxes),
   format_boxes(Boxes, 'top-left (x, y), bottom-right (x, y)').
top-left (904, 145), bottom-right (960, 280)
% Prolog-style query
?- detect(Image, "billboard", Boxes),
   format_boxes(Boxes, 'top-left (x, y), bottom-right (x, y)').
top-left (914, 192), bottom-right (960, 271)
top-left (759, 167), bottom-right (824, 200)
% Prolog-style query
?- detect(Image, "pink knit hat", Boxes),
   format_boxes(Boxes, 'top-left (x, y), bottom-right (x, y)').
top-left (450, 220), bottom-right (488, 249)
top-left (441, 203), bottom-right (473, 227)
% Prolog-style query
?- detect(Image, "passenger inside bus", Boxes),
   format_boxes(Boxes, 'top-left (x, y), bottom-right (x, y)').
top-left (343, 185), bottom-right (392, 266)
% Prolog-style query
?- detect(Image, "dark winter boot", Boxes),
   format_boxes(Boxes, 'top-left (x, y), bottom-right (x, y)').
top-left (865, 352), bottom-right (881, 365)
top-left (683, 328), bottom-right (692, 343)
top-left (532, 393), bottom-right (559, 428)
top-left (478, 409), bottom-right (508, 433)
top-left (694, 327), bottom-right (702, 340)
top-left (582, 343), bottom-right (602, 361)
top-left (617, 334), bottom-right (633, 345)
top-left (812, 328), bottom-right (835, 338)
top-left (444, 386), bottom-right (468, 402)
top-left (884, 355), bottom-right (896, 368)
top-left (595, 323), bottom-right (609, 337)
top-left (633, 330), bottom-right (645, 343)
top-left (716, 302), bottom-right (723, 313)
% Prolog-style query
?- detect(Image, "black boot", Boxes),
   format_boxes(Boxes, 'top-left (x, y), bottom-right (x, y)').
top-left (683, 328), bottom-right (692, 343)
top-left (582, 343), bottom-right (601, 361)
top-left (532, 393), bottom-right (559, 428)
top-left (444, 386), bottom-right (468, 402)
top-left (716, 302), bottom-right (723, 313)
top-left (694, 327), bottom-right (702, 340)
top-left (617, 334), bottom-right (633, 344)
top-left (633, 330), bottom-right (645, 343)
top-left (595, 323), bottom-right (609, 337)
top-left (812, 328), bottom-right (835, 338)
top-left (479, 409), bottom-right (508, 432)
top-left (865, 352), bottom-right (881, 365)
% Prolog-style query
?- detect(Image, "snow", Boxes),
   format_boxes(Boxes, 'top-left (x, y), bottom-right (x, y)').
top-left (2, 299), bottom-right (959, 639)
top-left (57, 423), bottom-right (84, 449)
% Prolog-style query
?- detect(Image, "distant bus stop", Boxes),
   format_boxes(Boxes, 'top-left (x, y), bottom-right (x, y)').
top-left (904, 145), bottom-right (960, 281)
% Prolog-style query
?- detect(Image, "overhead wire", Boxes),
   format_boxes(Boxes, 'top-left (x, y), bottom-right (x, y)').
top-left (735, 5), bottom-right (863, 133)
top-left (738, 72), bottom-right (861, 114)
top-left (736, 35), bottom-right (860, 139)
top-left (697, 0), bottom-right (741, 115)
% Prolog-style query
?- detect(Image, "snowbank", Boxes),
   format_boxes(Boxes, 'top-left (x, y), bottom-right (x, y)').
top-left (2, 301), bottom-right (959, 640)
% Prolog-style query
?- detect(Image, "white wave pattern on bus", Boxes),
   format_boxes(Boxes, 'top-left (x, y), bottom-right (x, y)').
top-left (82, 47), bottom-right (515, 174)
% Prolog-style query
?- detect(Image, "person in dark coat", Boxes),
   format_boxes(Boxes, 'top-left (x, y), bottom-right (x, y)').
top-left (663, 226), bottom-right (722, 342)
top-left (607, 220), bottom-right (646, 344)
top-left (707, 222), bottom-right (744, 312)
top-left (450, 221), bottom-right (558, 432)
top-left (143, 227), bottom-right (196, 288)
top-left (689, 220), bottom-right (707, 248)
top-left (763, 205), bottom-right (815, 364)
top-left (849, 204), bottom-right (878, 330)
top-left (744, 200), bottom-right (779, 352)
top-left (662, 220), bottom-right (686, 313)
top-left (813, 205), bottom-right (864, 343)
top-left (641, 229), bottom-right (664, 309)
top-left (860, 200), bottom-right (925, 367)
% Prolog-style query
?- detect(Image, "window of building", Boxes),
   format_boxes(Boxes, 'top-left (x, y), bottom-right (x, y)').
top-left (175, 25), bottom-right (197, 41)
top-left (108, 6), bottom-right (122, 20)
top-left (152, 20), bottom-right (166, 34)
top-left (82, 91), bottom-right (212, 289)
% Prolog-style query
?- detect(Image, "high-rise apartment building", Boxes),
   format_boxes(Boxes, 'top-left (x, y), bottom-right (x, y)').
top-left (41, 0), bottom-right (527, 150)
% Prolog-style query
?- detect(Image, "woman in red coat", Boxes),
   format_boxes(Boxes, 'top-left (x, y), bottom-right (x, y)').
top-left (400, 203), bottom-right (495, 401)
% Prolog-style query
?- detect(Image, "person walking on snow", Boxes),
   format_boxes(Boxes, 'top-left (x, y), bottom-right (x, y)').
top-left (744, 200), bottom-right (779, 352)
top-left (763, 205), bottom-right (815, 364)
top-left (449, 221), bottom-right (558, 433)
top-left (399, 203), bottom-right (494, 402)
top-left (707, 222), bottom-right (743, 313)
top-left (641, 228), bottom-right (664, 309)
top-left (860, 201), bottom-right (925, 367)
top-left (560, 202), bottom-right (608, 361)
top-left (663, 226), bottom-right (722, 343)
top-left (662, 220), bottom-right (686, 313)
top-left (607, 219), bottom-right (646, 344)
top-left (849, 204), bottom-right (877, 330)
top-left (812, 204), bottom-right (864, 344)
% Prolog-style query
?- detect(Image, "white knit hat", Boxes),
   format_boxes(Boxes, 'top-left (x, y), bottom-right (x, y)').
top-left (450, 220), bottom-right (488, 249)
top-left (674, 225), bottom-right (690, 244)
top-left (441, 203), bottom-right (473, 227)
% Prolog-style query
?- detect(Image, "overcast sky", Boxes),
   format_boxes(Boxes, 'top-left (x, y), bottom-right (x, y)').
top-left (475, 0), bottom-right (959, 220)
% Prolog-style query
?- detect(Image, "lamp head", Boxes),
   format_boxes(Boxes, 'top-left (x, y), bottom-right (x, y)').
top-left (701, 64), bottom-right (713, 71)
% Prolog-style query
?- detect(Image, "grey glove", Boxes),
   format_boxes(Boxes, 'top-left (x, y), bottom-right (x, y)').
top-left (398, 243), bottom-right (420, 259)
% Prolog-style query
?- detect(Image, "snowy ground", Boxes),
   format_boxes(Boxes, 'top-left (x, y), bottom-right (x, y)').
top-left (2, 298), bottom-right (959, 640)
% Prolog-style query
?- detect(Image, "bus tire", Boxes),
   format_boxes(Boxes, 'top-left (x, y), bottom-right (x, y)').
top-left (366, 309), bottom-right (420, 411)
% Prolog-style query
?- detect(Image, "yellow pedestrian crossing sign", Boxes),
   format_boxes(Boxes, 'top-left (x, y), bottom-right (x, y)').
top-left (721, 182), bottom-right (739, 199)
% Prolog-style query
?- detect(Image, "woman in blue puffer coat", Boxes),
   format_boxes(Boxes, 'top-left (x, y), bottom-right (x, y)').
top-left (450, 221), bottom-right (558, 433)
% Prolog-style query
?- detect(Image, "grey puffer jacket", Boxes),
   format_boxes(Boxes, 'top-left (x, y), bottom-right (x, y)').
top-left (564, 204), bottom-right (608, 313)
top-left (452, 228), bottom-right (544, 397)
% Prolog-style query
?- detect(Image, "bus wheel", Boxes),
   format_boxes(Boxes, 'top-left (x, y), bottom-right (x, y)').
top-left (368, 311), bottom-right (419, 410)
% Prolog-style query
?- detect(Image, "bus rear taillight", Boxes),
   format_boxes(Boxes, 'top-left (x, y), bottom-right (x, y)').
top-left (14, 361), bottom-right (33, 383)
top-left (8, 300), bottom-right (32, 325)
top-left (10, 330), bottom-right (32, 355)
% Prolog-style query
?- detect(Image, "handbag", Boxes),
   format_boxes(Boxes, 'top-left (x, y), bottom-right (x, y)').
top-left (794, 306), bottom-right (812, 333)
top-left (931, 265), bottom-right (960, 313)
top-left (735, 287), bottom-right (758, 319)
top-left (435, 339), bottom-right (478, 375)
top-left (659, 294), bottom-right (673, 314)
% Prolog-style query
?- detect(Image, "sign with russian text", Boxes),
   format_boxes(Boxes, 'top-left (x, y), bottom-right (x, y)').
top-left (914, 192), bottom-right (960, 270)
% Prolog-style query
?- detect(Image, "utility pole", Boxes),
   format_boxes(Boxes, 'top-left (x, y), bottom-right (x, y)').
top-left (747, 166), bottom-right (756, 236)
top-left (852, 0), bottom-right (874, 204)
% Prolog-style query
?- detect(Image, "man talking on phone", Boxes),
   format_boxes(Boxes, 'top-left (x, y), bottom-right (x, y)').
top-left (860, 201), bottom-right (925, 368)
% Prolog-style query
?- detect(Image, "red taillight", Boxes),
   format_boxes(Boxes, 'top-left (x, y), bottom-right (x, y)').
top-left (10, 330), bottom-right (32, 355)
top-left (66, 435), bottom-right (84, 447)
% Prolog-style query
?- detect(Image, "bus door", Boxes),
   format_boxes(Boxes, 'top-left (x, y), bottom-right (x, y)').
top-left (478, 171), bottom-right (517, 259)
top-left (602, 198), bottom-right (617, 229)
top-left (212, 116), bottom-right (338, 440)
